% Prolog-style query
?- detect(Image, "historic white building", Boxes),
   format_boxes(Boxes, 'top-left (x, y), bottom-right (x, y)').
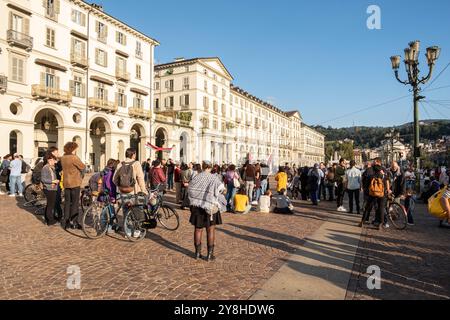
top-left (0, 0), bottom-right (158, 171)
top-left (154, 57), bottom-right (325, 166)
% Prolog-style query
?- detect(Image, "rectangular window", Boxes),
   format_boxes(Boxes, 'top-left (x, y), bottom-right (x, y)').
top-left (71, 75), bottom-right (85, 98)
top-left (44, 0), bottom-right (59, 20)
top-left (165, 80), bottom-right (174, 92)
top-left (204, 80), bottom-right (208, 91)
top-left (71, 9), bottom-right (85, 26)
top-left (155, 82), bottom-right (160, 91)
top-left (44, 68), bottom-right (56, 88)
top-left (117, 88), bottom-right (126, 107)
top-left (180, 94), bottom-right (189, 107)
top-left (116, 31), bottom-right (127, 45)
top-left (213, 84), bottom-right (218, 95)
top-left (203, 96), bottom-right (209, 109)
top-left (95, 83), bottom-right (106, 100)
top-left (169, 96), bottom-right (174, 107)
top-left (136, 41), bottom-right (142, 58)
top-left (183, 77), bottom-right (189, 90)
top-left (213, 120), bottom-right (218, 130)
top-left (46, 28), bottom-right (55, 48)
top-left (96, 21), bottom-right (107, 42)
top-left (10, 55), bottom-right (25, 83)
top-left (96, 49), bottom-right (107, 67)
top-left (134, 94), bottom-right (144, 108)
top-left (155, 98), bottom-right (160, 109)
top-left (136, 65), bottom-right (142, 79)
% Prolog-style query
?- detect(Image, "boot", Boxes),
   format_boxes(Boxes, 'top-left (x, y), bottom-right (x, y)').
top-left (206, 245), bottom-right (215, 262)
top-left (195, 244), bottom-right (203, 260)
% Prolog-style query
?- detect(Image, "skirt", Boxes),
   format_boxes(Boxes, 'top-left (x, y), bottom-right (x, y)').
top-left (189, 206), bottom-right (223, 229)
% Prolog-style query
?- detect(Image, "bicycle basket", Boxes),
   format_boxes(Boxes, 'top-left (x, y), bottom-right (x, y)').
top-left (142, 218), bottom-right (157, 229)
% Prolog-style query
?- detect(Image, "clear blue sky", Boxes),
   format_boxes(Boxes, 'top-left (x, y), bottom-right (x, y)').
top-left (105, 0), bottom-right (450, 128)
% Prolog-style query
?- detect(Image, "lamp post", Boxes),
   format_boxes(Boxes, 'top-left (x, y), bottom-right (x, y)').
top-left (390, 41), bottom-right (440, 193)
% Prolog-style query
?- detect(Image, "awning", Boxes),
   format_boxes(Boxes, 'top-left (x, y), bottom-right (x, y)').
top-left (116, 50), bottom-right (129, 58)
top-left (90, 75), bottom-right (114, 86)
top-left (35, 59), bottom-right (67, 72)
top-left (130, 87), bottom-right (149, 96)
top-left (70, 30), bottom-right (88, 41)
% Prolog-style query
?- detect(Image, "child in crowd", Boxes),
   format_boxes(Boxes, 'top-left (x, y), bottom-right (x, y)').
top-left (258, 190), bottom-right (272, 213)
top-left (233, 187), bottom-right (251, 215)
top-left (273, 189), bottom-right (294, 215)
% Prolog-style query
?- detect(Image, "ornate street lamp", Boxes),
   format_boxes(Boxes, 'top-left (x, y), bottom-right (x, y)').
top-left (390, 40), bottom-right (440, 193)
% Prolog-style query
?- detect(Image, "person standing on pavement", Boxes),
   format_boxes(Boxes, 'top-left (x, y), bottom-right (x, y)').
top-left (345, 160), bottom-right (362, 215)
top-left (41, 154), bottom-right (60, 226)
top-left (149, 159), bottom-right (167, 190)
top-left (180, 162), bottom-right (193, 210)
top-left (299, 166), bottom-right (310, 200)
top-left (259, 163), bottom-right (270, 197)
top-left (319, 163), bottom-right (327, 201)
top-left (8, 153), bottom-right (24, 197)
top-left (335, 158), bottom-right (347, 212)
top-left (188, 161), bottom-right (224, 261)
top-left (308, 164), bottom-right (321, 206)
top-left (389, 161), bottom-right (405, 203)
top-left (166, 159), bottom-right (175, 190)
top-left (225, 164), bottom-right (241, 212)
top-left (325, 166), bottom-right (335, 201)
top-left (174, 162), bottom-right (182, 204)
top-left (0, 154), bottom-right (12, 195)
top-left (60, 142), bottom-right (86, 229)
top-left (360, 158), bottom-right (391, 230)
top-left (243, 160), bottom-right (256, 204)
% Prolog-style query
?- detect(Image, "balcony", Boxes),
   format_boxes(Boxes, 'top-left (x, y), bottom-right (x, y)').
top-left (7, 30), bottom-right (33, 51)
top-left (115, 70), bottom-right (130, 82)
top-left (0, 76), bottom-right (7, 93)
top-left (88, 98), bottom-right (118, 113)
top-left (70, 52), bottom-right (88, 68)
top-left (32, 85), bottom-right (72, 104)
top-left (129, 107), bottom-right (151, 120)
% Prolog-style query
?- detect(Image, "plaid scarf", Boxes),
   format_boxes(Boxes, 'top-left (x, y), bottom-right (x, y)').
top-left (188, 172), bottom-right (224, 215)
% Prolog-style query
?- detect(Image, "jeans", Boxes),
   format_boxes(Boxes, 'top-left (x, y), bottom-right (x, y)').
top-left (226, 182), bottom-right (237, 211)
top-left (245, 181), bottom-right (255, 203)
top-left (167, 173), bottom-right (174, 190)
top-left (9, 175), bottom-right (23, 194)
top-left (404, 196), bottom-right (415, 224)
top-left (260, 179), bottom-right (268, 195)
top-left (44, 189), bottom-right (57, 225)
top-left (336, 183), bottom-right (345, 208)
top-left (347, 189), bottom-right (360, 213)
top-left (63, 187), bottom-right (81, 227)
top-left (310, 188), bottom-right (318, 205)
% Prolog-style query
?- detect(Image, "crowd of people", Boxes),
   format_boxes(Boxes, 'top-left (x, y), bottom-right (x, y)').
top-left (1, 146), bottom-right (449, 259)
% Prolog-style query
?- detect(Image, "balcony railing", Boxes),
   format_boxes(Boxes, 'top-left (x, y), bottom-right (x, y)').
top-left (70, 52), bottom-right (88, 68)
top-left (0, 76), bottom-right (7, 93)
top-left (129, 107), bottom-right (151, 120)
top-left (32, 85), bottom-right (72, 103)
top-left (7, 30), bottom-right (33, 51)
top-left (116, 70), bottom-right (130, 82)
top-left (88, 98), bottom-right (118, 113)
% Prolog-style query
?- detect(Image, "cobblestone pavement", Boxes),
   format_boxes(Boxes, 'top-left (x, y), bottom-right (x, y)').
top-left (347, 202), bottom-right (450, 300)
top-left (0, 192), bottom-right (327, 300)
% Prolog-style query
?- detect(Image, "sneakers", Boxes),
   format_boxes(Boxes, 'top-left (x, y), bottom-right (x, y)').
top-left (251, 201), bottom-right (258, 206)
top-left (133, 230), bottom-right (141, 238)
top-left (383, 223), bottom-right (390, 229)
top-left (18, 193), bottom-right (23, 197)
top-left (8, 194), bottom-right (16, 197)
top-left (337, 206), bottom-right (347, 213)
top-left (440, 221), bottom-right (450, 228)
top-left (0, 191), bottom-right (6, 195)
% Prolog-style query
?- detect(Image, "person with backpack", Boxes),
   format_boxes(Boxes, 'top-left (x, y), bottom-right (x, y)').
top-left (41, 154), bottom-right (60, 226)
top-left (60, 142), bottom-right (86, 230)
top-left (360, 158), bottom-right (391, 230)
top-left (335, 158), bottom-right (347, 212)
top-left (113, 148), bottom-right (147, 195)
top-left (345, 160), bottom-right (362, 215)
top-left (0, 154), bottom-right (12, 195)
top-left (92, 159), bottom-right (118, 203)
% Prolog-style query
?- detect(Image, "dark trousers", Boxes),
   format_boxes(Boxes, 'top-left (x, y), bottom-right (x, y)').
top-left (310, 188), bottom-right (318, 205)
top-left (44, 189), bottom-right (57, 225)
top-left (327, 185), bottom-right (334, 201)
top-left (300, 188), bottom-right (308, 201)
top-left (55, 187), bottom-right (63, 220)
top-left (363, 196), bottom-right (385, 224)
top-left (63, 187), bottom-right (81, 226)
top-left (347, 189), bottom-right (360, 214)
top-left (168, 173), bottom-right (174, 190)
top-left (336, 183), bottom-right (345, 208)
top-left (405, 196), bottom-right (414, 224)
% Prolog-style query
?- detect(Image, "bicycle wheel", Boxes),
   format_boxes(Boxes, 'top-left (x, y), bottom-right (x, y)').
top-left (24, 184), bottom-right (43, 203)
top-left (123, 207), bottom-right (147, 242)
top-left (82, 203), bottom-right (110, 239)
top-left (81, 191), bottom-right (93, 213)
top-left (157, 205), bottom-right (180, 231)
top-left (388, 202), bottom-right (407, 230)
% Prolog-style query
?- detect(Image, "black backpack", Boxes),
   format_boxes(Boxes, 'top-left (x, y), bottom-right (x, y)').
top-left (308, 172), bottom-right (319, 185)
top-left (114, 161), bottom-right (136, 193)
top-left (32, 161), bottom-right (44, 184)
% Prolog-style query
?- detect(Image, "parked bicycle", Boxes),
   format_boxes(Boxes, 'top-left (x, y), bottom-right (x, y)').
top-left (385, 194), bottom-right (408, 230)
top-left (123, 184), bottom-right (180, 242)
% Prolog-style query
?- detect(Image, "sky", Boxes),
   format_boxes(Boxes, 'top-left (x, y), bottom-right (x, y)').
top-left (104, 0), bottom-right (450, 128)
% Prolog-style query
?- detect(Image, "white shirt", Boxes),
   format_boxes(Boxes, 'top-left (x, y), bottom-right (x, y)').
top-left (345, 167), bottom-right (362, 190)
top-left (258, 195), bottom-right (271, 213)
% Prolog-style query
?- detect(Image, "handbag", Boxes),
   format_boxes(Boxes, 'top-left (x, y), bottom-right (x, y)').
top-left (233, 177), bottom-right (241, 188)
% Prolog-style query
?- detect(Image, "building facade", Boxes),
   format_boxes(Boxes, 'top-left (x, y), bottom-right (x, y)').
top-left (0, 0), bottom-right (158, 171)
top-left (154, 57), bottom-right (325, 167)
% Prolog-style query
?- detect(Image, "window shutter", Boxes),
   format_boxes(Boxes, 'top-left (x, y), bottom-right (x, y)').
top-left (124, 95), bottom-right (127, 108)
top-left (9, 12), bottom-right (13, 30)
top-left (42, 0), bottom-right (47, 8)
top-left (69, 80), bottom-right (74, 95)
top-left (95, 21), bottom-right (100, 33)
top-left (179, 95), bottom-right (182, 107)
top-left (81, 13), bottom-right (86, 26)
top-left (104, 89), bottom-right (108, 101)
top-left (55, 76), bottom-right (60, 89)
top-left (55, 0), bottom-right (60, 14)
top-left (24, 18), bottom-right (30, 35)
top-left (71, 10), bottom-right (76, 22)
top-left (94, 87), bottom-right (98, 99)
top-left (40, 72), bottom-right (46, 86)
top-left (105, 52), bottom-right (108, 67)
top-left (95, 49), bottom-right (99, 64)
top-left (81, 41), bottom-right (86, 56)
top-left (81, 84), bottom-right (86, 98)
top-left (115, 92), bottom-right (119, 105)
top-left (115, 31), bottom-right (119, 43)
top-left (124, 35), bottom-right (127, 46)
top-left (104, 24), bottom-right (108, 37)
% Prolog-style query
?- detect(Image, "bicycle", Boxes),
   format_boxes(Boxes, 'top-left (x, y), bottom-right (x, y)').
top-left (80, 186), bottom-right (97, 213)
top-left (123, 185), bottom-right (180, 242)
top-left (385, 194), bottom-right (408, 230)
top-left (23, 183), bottom-right (46, 206)
top-left (81, 190), bottom-right (121, 239)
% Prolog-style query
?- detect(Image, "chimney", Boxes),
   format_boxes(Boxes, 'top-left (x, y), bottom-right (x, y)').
top-left (91, 3), bottom-right (104, 11)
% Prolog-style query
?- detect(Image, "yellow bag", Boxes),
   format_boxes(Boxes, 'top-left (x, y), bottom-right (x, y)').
top-left (428, 187), bottom-right (449, 219)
